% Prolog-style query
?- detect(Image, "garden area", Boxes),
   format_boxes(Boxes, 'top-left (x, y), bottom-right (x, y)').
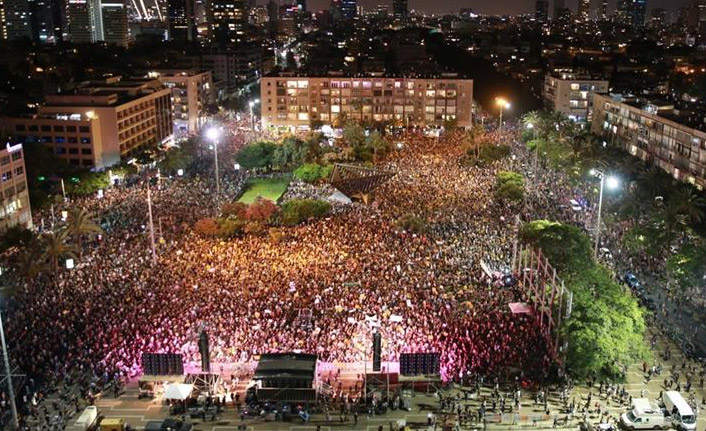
top-left (237, 176), bottom-right (290, 204)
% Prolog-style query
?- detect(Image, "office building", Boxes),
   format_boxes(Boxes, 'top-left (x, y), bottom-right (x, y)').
top-left (543, 70), bottom-right (609, 121)
top-left (578, 0), bottom-right (589, 21)
top-left (601, 0), bottom-right (608, 19)
top-left (1, 0), bottom-right (31, 40)
top-left (101, 0), bottom-right (129, 46)
top-left (167, 0), bottom-right (196, 41)
top-left (66, 0), bottom-right (101, 42)
top-left (592, 93), bottom-right (706, 189)
top-left (0, 143), bottom-right (32, 232)
top-left (2, 76), bottom-right (172, 168)
top-left (199, 44), bottom-right (263, 95)
top-left (28, 0), bottom-right (56, 42)
top-left (617, 0), bottom-right (647, 27)
top-left (535, 0), bottom-right (548, 22)
top-left (260, 74), bottom-right (473, 129)
top-left (147, 70), bottom-right (213, 137)
top-left (211, 0), bottom-right (247, 43)
top-left (392, 0), bottom-right (407, 18)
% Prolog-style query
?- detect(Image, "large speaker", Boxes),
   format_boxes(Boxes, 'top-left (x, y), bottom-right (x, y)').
top-left (372, 332), bottom-right (382, 372)
top-left (142, 353), bottom-right (184, 375)
top-left (199, 331), bottom-right (211, 373)
top-left (399, 352), bottom-right (440, 376)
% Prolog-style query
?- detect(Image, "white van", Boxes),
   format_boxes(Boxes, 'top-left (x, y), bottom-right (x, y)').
top-left (621, 398), bottom-right (667, 430)
top-left (74, 406), bottom-right (98, 431)
top-left (663, 391), bottom-right (697, 430)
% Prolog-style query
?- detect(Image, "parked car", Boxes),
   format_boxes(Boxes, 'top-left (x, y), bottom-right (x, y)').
top-left (624, 272), bottom-right (640, 289)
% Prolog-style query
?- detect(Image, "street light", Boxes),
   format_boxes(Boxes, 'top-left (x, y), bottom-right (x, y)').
top-left (590, 168), bottom-right (620, 258)
top-left (249, 99), bottom-right (260, 130)
top-left (206, 127), bottom-right (221, 198)
top-left (496, 97), bottom-right (510, 135)
top-left (526, 123), bottom-right (539, 177)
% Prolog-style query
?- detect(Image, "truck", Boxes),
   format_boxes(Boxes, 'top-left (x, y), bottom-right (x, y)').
top-left (620, 398), bottom-right (668, 430)
top-left (143, 419), bottom-right (192, 431)
top-left (662, 391), bottom-right (697, 431)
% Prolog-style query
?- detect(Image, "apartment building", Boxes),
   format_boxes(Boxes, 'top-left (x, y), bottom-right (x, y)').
top-left (147, 70), bottom-right (213, 137)
top-left (543, 70), bottom-right (609, 121)
top-left (2, 76), bottom-right (172, 168)
top-left (0, 143), bottom-right (32, 231)
top-left (592, 93), bottom-right (706, 189)
top-left (260, 74), bottom-right (473, 129)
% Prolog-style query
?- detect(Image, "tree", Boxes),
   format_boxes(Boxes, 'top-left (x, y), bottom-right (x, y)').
top-left (41, 229), bottom-right (77, 274)
top-left (0, 226), bottom-right (35, 253)
top-left (342, 122), bottom-right (366, 149)
top-left (293, 163), bottom-right (332, 183)
top-left (670, 186), bottom-right (706, 225)
top-left (235, 141), bottom-right (278, 170)
top-left (65, 208), bottom-right (102, 258)
top-left (244, 198), bottom-right (279, 222)
top-left (194, 218), bottom-right (220, 237)
top-left (495, 171), bottom-right (524, 203)
top-left (16, 247), bottom-right (47, 281)
top-left (520, 220), bottom-right (593, 275)
top-left (281, 199), bottom-right (331, 225)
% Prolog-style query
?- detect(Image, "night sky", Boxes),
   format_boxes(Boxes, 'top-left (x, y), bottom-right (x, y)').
top-left (299, 0), bottom-right (693, 16)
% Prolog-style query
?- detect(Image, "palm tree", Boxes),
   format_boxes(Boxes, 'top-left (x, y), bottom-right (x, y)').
top-left (671, 186), bottom-right (706, 225)
top-left (65, 208), bottom-right (102, 258)
top-left (16, 248), bottom-right (48, 281)
top-left (522, 111), bottom-right (542, 139)
top-left (41, 229), bottom-right (78, 273)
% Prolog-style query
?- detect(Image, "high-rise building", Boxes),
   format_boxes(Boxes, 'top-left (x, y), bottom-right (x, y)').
top-left (260, 75), bottom-right (474, 129)
top-left (333, 0), bottom-right (354, 18)
top-left (600, 0), bottom-right (607, 19)
top-left (66, 0), bottom-right (102, 42)
top-left (0, 143), bottom-right (32, 232)
top-left (296, 0), bottom-right (305, 12)
top-left (578, 0), bottom-right (590, 21)
top-left (211, 0), bottom-right (247, 43)
top-left (147, 70), bottom-right (213, 137)
top-left (28, 0), bottom-right (56, 42)
top-left (0, 0), bottom-right (31, 40)
top-left (101, 0), bottom-right (128, 45)
top-left (617, 0), bottom-right (646, 27)
top-left (543, 70), bottom-right (609, 121)
top-left (535, 0), bottom-right (548, 22)
top-left (553, 0), bottom-right (564, 19)
top-left (167, 0), bottom-right (196, 40)
top-left (392, 0), bottom-right (407, 18)
top-left (592, 93), bottom-right (706, 189)
top-left (2, 76), bottom-right (172, 168)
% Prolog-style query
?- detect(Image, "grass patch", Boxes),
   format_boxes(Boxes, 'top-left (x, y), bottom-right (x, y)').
top-left (237, 176), bottom-right (290, 204)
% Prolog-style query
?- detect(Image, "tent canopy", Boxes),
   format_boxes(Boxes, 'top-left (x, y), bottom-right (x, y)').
top-left (164, 383), bottom-right (194, 400)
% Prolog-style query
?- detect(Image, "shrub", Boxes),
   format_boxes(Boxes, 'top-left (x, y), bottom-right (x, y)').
top-left (495, 171), bottom-right (524, 203)
top-left (244, 198), bottom-right (279, 222)
top-left (293, 163), bottom-right (333, 183)
top-left (221, 202), bottom-right (248, 219)
top-left (194, 218), bottom-right (219, 236)
top-left (281, 199), bottom-right (332, 225)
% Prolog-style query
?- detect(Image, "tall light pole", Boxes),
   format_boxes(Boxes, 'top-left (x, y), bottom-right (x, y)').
top-left (496, 97), bottom-right (510, 135)
top-left (206, 127), bottom-right (221, 199)
top-left (0, 311), bottom-right (19, 429)
top-left (249, 99), bottom-right (260, 130)
top-left (147, 186), bottom-right (157, 265)
top-left (526, 123), bottom-right (539, 178)
top-left (590, 169), bottom-right (619, 258)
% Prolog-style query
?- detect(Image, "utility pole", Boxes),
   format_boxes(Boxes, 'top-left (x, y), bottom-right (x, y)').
top-left (0, 311), bottom-right (19, 429)
top-left (61, 178), bottom-right (67, 202)
top-left (214, 139), bottom-right (220, 199)
top-left (147, 186), bottom-right (157, 265)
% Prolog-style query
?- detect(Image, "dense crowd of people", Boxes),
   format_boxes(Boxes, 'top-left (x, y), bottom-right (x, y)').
top-left (8, 126), bottom-right (557, 395)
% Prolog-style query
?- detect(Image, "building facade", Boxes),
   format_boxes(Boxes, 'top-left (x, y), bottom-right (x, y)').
top-left (592, 93), bottom-right (706, 189)
top-left (1, 0), bottom-right (31, 40)
top-left (535, 0), bottom-right (548, 21)
top-left (392, 0), bottom-right (407, 18)
top-left (2, 76), bottom-right (172, 168)
top-left (148, 70), bottom-right (213, 137)
top-left (167, 0), bottom-right (196, 41)
top-left (260, 74), bottom-right (473, 129)
top-left (101, 0), bottom-right (129, 46)
top-left (0, 144), bottom-right (32, 232)
top-left (543, 71), bottom-right (609, 121)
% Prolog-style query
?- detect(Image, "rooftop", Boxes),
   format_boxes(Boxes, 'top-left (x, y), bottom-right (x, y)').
top-left (600, 93), bottom-right (706, 134)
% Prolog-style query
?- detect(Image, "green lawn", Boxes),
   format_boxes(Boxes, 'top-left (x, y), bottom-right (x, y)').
top-left (237, 176), bottom-right (290, 204)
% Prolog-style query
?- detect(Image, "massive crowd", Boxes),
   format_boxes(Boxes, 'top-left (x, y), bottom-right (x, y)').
top-left (7, 125), bottom-right (578, 421)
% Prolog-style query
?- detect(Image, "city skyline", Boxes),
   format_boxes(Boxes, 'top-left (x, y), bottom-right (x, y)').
top-left (270, 0), bottom-right (692, 16)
